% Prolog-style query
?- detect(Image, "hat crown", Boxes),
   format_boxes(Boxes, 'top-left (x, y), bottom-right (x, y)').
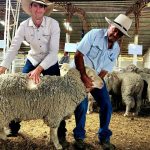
top-left (114, 14), bottom-right (132, 31)
top-left (20, 0), bottom-right (54, 16)
top-left (31, 0), bottom-right (49, 6)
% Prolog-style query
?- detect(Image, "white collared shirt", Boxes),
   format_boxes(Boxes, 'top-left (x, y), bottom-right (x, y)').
top-left (1, 16), bottom-right (60, 70)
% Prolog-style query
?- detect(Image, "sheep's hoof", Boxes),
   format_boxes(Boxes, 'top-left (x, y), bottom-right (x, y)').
top-left (133, 112), bottom-right (138, 116)
top-left (0, 134), bottom-right (7, 140)
top-left (123, 113), bottom-right (129, 117)
top-left (55, 144), bottom-right (62, 150)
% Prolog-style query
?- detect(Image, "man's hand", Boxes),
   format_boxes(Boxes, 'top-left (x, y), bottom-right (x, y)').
top-left (28, 65), bottom-right (43, 84)
top-left (0, 66), bottom-right (7, 75)
top-left (81, 74), bottom-right (94, 92)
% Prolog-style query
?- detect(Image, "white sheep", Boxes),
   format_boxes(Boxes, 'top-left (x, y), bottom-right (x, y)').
top-left (125, 64), bottom-right (150, 103)
top-left (125, 64), bottom-right (150, 74)
top-left (60, 63), bottom-right (104, 114)
top-left (0, 68), bottom-right (88, 150)
top-left (105, 72), bottom-right (144, 116)
top-left (60, 63), bottom-right (104, 89)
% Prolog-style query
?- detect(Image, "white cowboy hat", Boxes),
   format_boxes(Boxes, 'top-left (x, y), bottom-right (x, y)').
top-left (20, 0), bottom-right (54, 16)
top-left (105, 14), bottom-right (132, 37)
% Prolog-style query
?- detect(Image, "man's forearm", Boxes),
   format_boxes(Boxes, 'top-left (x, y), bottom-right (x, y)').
top-left (99, 70), bottom-right (108, 79)
top-left (74, 51), bottom-right (86, 75)
top-left (36, 65), bottom-right (44, 74)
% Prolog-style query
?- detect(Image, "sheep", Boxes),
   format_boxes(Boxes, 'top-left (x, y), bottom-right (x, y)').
top-left (87, 93), bottom-right (94, 114)
top-left (0, 68), bottom-right (88, 150)
top-left (60, 63), bottom-right (104, 90)
top-left (125, 64), bottom-right (150, 74)
top-left (104, 72), bottom-right (144, 116)
top-left (60, 63), bottom-right (104, 114)
top-left (125, 64), bottom-right (150, 103)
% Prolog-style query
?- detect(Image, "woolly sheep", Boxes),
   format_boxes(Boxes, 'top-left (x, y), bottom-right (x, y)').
top-left (125, 64), bottom-right (150, 74)
top-left (87, 93), bottom-right (94, 114)
top-left (125, 64), bottom-right (150, 102)
top-left (60, 63), bottom-right (104, 114)
top-left (0, 68), bottom-right (87, 150)
top-left (60, 63), bottom-right (104, 90)
top-left (105, 72), bottom-right (144, 116)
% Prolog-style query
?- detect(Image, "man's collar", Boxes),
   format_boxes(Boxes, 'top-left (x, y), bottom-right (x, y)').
top-left (28, 17), bottom-right (46, 28)
top-left (104, 29), bottom-right (108, 37)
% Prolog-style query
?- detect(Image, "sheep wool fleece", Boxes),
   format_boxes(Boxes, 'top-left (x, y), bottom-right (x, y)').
top-left (0, 68), bottom-right (87, 129)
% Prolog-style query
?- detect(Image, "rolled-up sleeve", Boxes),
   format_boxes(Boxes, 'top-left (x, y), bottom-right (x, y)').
top-left (1, 24), bottom-right (24, 68)
top-left (39, 20), bottom-right (60, 70)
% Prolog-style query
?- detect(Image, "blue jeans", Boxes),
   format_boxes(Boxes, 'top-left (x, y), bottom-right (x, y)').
top-left (22, 59), bottom-right (60, 76)
top-left (73, 81), bottom-right (112, 142)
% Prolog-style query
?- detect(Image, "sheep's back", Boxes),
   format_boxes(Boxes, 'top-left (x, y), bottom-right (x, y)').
top-left (0, 71), bottom-right (86, 122)
top-left (117, 72), bottom-right (143, 95)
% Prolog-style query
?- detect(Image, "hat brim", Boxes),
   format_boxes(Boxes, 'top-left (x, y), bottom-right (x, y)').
top-left (20, 0), bottom-right (54, 16)
top-left (105, 17), bottom-right (130, 37)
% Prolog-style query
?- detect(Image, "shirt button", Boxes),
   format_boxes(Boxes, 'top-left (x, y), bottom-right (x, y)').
top-left (39, 39), bottom-right (40, 40)
top-left (40, 46), bottom-right (41, 47)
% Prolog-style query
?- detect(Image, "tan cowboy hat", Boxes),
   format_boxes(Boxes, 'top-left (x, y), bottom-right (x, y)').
top-left (20, 0), bottom-right (54, 16)
top-left (105, 14), bottom-right (132, 37)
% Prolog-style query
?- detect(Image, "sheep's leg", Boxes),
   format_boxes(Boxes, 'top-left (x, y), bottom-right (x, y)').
top-left (124, 104), bottom-right (130, 117)
top-left (0, 127), bottom-right (9, 140)
top-left (134, 96), bottom-right (142, 116)
top-left (87, 100), bottom-right (91, 114)
top-left (123, 97), bottom-right (135, 117)
top-left (50, 127), bottom-right (62, 150)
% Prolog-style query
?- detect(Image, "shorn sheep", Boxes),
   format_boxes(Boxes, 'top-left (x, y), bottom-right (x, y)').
top-left (0, 68), bottom-right (88, 150)
top-left (105, 72), bottom-right (144, 116)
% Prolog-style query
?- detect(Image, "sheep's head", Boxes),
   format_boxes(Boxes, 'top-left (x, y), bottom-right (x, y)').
top-left (60, 63), bottom-right (70, 76)
top-left (104, 72), bottom-right (120, 92)
top-left (85, 66), bottom-right (104, 89)
top-left (61, 64), bottom-right (104, 91)
top-left (125, 64), bottom-right (137, 72)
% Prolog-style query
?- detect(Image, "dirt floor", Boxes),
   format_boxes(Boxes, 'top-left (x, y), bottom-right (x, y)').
top-left (0, 111), bottom-right (149, 150)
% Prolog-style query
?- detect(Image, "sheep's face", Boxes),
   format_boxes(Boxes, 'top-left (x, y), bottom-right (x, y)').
top-left (125, 64), bottom-right (137, 72)
top-left (85, 67), bottom-right (104, 89)
top-left (60, 63), bottom-right (70, 76)
top-left (61, 64), bottom-right (104, 90)
top-left (104, 73), bottom-right (120, 92)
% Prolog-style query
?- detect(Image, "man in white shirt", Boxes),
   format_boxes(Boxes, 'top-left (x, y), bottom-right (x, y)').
top-left (0, 0), bottom-right (68, 147)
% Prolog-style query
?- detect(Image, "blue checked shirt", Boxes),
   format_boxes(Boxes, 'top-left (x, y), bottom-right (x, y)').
top-left (77, 29), bottom-right (120, 74)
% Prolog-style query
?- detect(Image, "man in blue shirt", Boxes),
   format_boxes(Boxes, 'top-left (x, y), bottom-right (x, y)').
top-left (73, 14), bottom-right (132, 150)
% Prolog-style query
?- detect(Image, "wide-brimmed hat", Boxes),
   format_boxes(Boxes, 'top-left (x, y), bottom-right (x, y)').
top-left (105, 14), bottom-right (132, 37)
top-left (20, 0), bottom-right (54, 16)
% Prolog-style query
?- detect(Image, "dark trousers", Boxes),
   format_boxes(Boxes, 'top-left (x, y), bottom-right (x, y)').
top-left (73, 81), bottom-right (112, 142)
top-left (9, 59), bottom-right (66, 138)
